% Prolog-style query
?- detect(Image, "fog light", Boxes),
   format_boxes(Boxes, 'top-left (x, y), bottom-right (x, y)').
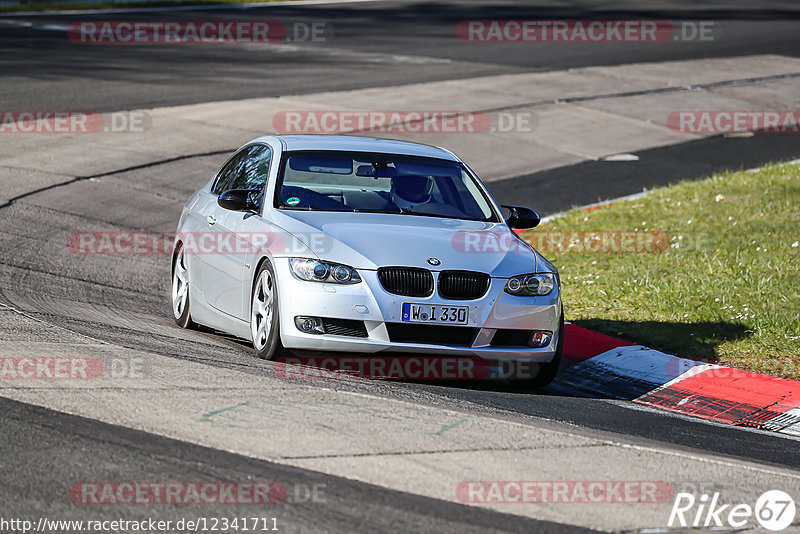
top-left (295, 316), bottom-right (324, 334)
top-left (528, 331), bottom-right (552, 348)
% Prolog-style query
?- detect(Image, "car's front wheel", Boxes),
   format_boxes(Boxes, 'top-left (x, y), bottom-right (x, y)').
top-left (250, 260), bottom-right (285, 359)
top-left (171, 244), bottom-right (195, 329)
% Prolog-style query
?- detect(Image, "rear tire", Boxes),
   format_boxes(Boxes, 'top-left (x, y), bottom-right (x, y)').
top-left (171, 244), bottom-right (195, 329)
top-left (250, 260), bottom-right (286, 360)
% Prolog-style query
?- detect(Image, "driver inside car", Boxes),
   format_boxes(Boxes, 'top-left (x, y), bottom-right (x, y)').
top-left (390, 174), bottom-right (434, 212)
top-left (390, 174), bottom-right (466, 218)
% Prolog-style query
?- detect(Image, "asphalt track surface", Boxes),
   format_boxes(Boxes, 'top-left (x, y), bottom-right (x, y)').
top-left (1, 0), bottom-right (800, 111)
top-left (3, 0), bottom-right (800, 210)
top-left (1, 396), bottom-right (596, 533)
top-left (2, 0), bottom-right (800, 531)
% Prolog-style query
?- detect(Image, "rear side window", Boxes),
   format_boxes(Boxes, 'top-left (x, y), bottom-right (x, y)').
top-left (212, 144), bottom-right (272, 195)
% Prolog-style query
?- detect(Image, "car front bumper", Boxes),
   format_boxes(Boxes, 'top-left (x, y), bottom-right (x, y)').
top-left (275, 258), bottom-right (562, 362)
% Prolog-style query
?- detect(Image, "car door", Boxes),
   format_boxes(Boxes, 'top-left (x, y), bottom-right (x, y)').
top-left (201, 144), bottom-right (273, 319)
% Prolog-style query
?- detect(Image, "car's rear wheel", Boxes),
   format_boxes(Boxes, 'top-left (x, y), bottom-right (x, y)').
top-left (525, 312), bottom-right (564, 389)
top-left (171, 244), bottom-right (195, 329)
top-left (251, 260), bottom-right (285, 359)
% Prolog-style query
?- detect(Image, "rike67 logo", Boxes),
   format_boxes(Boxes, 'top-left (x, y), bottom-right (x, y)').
top-left (669, 490), bottom-right (796, 531)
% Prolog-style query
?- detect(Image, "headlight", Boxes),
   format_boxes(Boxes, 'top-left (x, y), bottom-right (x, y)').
top-left (504, 273), bottom-right (555, 296)
top-left (289, 258), bottom-right (361, 284)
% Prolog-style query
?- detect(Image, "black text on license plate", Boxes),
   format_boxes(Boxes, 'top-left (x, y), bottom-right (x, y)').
top-left (401, 303), bottom-right (468, 324)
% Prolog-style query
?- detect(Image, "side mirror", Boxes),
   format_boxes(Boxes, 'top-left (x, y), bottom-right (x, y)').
top-left (218, 189), bottom-right (259, 212)
top-left (502, 205), bottom-right (540, 229)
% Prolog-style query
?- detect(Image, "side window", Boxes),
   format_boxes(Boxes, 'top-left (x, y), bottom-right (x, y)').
top-left (212, 149), bottom-right (247, 195)
top-left (212, 145), bottom-right (272, 195)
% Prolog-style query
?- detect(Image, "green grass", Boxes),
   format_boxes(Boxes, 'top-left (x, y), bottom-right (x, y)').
top-left (520, 162), bottom-right (800, 379)
top-left (1, 0), bottom-right (296, 12)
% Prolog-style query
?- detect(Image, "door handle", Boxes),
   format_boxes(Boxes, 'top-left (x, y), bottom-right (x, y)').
top-left (206, 215), bottom-right (216, 226)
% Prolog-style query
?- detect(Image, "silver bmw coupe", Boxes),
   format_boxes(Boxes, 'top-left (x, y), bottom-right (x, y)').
top-left (172, 135), bottom-right (563, 386)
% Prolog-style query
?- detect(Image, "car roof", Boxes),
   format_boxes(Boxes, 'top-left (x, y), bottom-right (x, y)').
top-left (252, 134), bottom-right (460, 161)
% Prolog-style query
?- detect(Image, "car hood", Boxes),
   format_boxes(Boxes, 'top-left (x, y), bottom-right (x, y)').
top-left (270, 210), bottom-right (543, 276)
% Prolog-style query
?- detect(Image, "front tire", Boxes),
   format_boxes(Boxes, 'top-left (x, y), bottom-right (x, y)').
top-left (250, 260), bottom-right (285, 359)
top-left (172, 244), bottom-right (195, 329)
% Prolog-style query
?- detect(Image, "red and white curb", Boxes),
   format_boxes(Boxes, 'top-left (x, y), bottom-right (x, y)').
top-left (555, 324), bottom-right (800, 437)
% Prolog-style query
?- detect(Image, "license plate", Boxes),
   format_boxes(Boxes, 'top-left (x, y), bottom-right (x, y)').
top-left (401, 303), bottom-right (468, 325)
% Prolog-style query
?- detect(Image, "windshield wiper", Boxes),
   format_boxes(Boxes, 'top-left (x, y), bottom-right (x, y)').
top-left (350, 207), bottom-right (404, 214)
top-left (394, 211), bottom-right (488, 222)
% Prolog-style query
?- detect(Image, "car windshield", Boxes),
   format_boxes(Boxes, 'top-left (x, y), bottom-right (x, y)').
top-left (275, 151), bottom-right (498, 222)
